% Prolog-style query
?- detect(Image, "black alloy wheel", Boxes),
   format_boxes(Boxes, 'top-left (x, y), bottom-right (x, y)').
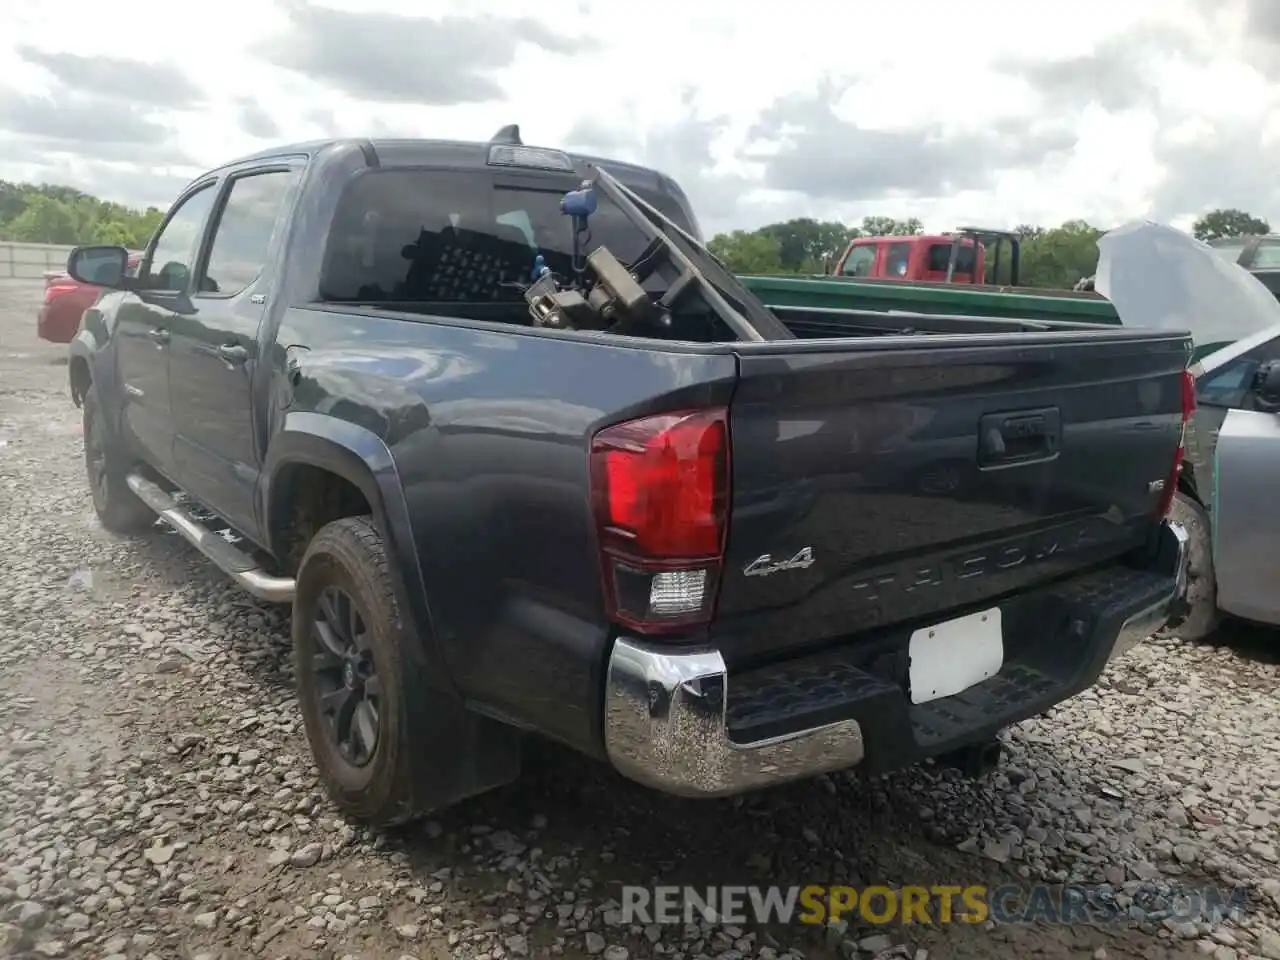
top-left (310, 585), bottom-right (382, 767)
top-left (84, 405), bottom-right (110, 507)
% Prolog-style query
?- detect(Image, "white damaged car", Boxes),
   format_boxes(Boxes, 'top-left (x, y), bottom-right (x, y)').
top-left (1099, 221), bottom-right (1280, 639)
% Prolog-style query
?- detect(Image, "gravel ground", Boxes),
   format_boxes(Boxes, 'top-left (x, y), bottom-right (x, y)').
top-left (1, 276), bottom-right (1279, 960)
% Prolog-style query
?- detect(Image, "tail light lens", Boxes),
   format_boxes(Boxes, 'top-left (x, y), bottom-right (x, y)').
top-left (1156, 369), bottom-right (1196, 518)
top-left (589, 408), bottom-right (729, 635)
top-left (43, 281), bottom-right (77, 304)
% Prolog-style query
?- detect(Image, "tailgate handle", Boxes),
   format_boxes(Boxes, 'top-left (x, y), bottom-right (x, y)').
top-left (978, 407), bottom-right (1061, 468)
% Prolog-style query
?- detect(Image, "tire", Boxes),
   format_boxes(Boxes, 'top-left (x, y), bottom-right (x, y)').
top-left (1166, 491), bottom-right (1219, 641)
top-left (83, 389), bottom-right (157, 535)
top-left (292, 516), bottom-right (436, 826)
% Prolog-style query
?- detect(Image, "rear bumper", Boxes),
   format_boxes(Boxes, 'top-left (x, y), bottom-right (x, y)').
top-left (37, 302), bottom-right (78, 344)
top-left (603, 519), bottom-right (1188, 797)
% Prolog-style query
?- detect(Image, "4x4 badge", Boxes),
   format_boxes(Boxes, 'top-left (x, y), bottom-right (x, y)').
top-left (744, 547), bottom-right (815, 577)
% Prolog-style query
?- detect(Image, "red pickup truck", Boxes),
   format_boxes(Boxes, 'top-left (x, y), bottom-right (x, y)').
top-left (835, 233), bottom-right (986, 282)
top-left (38, 253), bottom-right (141, 343)
top-left (830, 227), bottom-right (1025, 286)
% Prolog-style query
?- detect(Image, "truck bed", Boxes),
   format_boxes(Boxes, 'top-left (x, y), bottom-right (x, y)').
top-left (742, 273), bottom-right (1122, 326)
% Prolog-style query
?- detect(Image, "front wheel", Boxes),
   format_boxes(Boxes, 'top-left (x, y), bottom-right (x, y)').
top-left (83, 389), bottom-right (156, 535)
top-left (293, 516), bottom-right (436, 826)
top-left (1166, 491), bottom-right (1219, 641)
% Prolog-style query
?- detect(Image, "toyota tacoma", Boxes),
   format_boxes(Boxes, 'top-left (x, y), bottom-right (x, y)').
top-left (66, 127), bottom-right (1191, 825)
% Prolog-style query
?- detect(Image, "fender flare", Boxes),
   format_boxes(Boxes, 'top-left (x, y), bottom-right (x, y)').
top-left (67, 329), bottom-right (106, 408)
top-left (263, 411), bottom-right (453, 692)
top-left (68, 328), bottom-right (136, 450)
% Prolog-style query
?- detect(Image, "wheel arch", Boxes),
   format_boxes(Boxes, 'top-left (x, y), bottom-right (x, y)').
top-left (264, 412), bottom-right (451, 690)
top-left (1177, 459), bottom-right (1206, 508)
top-left (68, 329), bottom-right (103, 409)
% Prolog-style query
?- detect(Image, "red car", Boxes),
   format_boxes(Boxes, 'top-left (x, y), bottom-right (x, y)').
top-left (37, 253), bottom-right (141, 344)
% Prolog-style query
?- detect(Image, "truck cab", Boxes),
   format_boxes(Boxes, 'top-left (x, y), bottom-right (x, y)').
top-left (834, 234), bottom-right (984, 282)
top-left (1207, 234), bottom-right (1280, 300)
top-left (832, 227), bottom-right (1021, 286)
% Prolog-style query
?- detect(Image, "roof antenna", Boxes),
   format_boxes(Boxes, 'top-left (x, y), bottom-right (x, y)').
top-left (491, 124), bottom-right (522, 145)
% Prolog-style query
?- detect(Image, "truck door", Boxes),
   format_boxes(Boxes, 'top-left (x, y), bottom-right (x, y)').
top-left (113, 182), bottom-right (219, 476)
top-left (169, 163), bottom-right (303, 537)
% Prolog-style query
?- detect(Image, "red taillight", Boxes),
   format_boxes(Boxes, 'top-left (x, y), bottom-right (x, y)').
top-left (590, 408), bottom-right (729, 635)
top-left (43, 282), bottom-right (77, 304)
top-left (1156, 369), bottom-right (1196, 518)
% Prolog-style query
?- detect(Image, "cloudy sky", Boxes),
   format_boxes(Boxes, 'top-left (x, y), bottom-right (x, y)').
top-left (2, 0), bottom-right (1279, 238)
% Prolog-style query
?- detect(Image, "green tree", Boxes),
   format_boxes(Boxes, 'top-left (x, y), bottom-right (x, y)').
top-left (4, 195), bottom-right (81, 245)
top-left (1192, 208), bottom-right (1270, 242)
top-left (707, 230), bottom-right (784, 274)
top-left (90, 220), bottom-right (137, 246)
top-left (859, 216), bottom-right (923, 237)
top-left (0, 180), bottom-right (164, 249)
top-left (757, 218), bottom-right (856, 273)
top-left (1018, 220), bottom-right (1105, 289)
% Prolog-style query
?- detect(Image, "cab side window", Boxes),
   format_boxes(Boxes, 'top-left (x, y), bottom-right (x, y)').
top-left (1197, 361), bottom-right (1255, 409)
top-left (841, 245), bottom-right (877, 277)
top-left (200, 170), bottom-right (299, 297)
top-left (884, 242), bottom-right (912, 278)
top-left (140, 185), bottom-right (218, 293)
top-left (1197, 336), bottom-right (1280, 410)
top-left (1251, 239), bottom-right (1280, 270)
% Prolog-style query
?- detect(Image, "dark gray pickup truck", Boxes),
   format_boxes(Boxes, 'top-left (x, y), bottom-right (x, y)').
top-left (67, 127), bottom-right (1191, 826)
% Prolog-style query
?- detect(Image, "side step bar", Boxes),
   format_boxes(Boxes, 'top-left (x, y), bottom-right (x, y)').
top-left (125, 473), bottom-right (296, 604)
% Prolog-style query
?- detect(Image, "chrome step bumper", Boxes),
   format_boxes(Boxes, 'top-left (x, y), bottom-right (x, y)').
top-left (604, 640), bottom-right (866, 797)
top-left (603, 519), bottom-right (1188, 798)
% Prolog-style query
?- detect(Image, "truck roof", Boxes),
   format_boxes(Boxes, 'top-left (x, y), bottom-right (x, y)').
top-left (851, 234), bottom-right (962, 244)
top-left (210, 137), bottom-right (680, 194)
top-left (195, 134), bottom-right (699, 236)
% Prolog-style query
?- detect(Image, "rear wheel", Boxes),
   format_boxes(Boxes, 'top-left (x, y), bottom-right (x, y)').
top-left (83, 389), bottom-right (156, 535)
top-left (1166, 491), bottom-right (1219, 641)
top-left (293, 516), bottom-right (436, 826)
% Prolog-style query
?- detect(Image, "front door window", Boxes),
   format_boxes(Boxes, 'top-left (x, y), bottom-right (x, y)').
top-left (140, 185), bottom-right (218, 293)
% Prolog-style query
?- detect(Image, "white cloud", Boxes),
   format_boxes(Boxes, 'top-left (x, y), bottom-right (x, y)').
top-left (1, 0), bottom-right (1278, 235)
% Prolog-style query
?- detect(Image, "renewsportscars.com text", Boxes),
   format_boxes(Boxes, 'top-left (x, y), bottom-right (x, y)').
top-left (620, 884), bottom-right (1249, 927)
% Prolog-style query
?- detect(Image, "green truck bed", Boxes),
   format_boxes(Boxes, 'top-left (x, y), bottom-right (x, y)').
top-left (740, 274), bottom-right (1122, 325)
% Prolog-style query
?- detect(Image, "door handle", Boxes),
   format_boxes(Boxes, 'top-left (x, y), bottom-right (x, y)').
top-left (217, 343), bottom-right (249, 364)
top-left (147, 327), bottom-right (170, 345)
top-left (977, 407), bottom-right (1062, 468)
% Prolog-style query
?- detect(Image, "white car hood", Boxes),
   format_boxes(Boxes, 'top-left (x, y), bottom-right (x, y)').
top-left (1095, 220), bottom-right (1280, 373)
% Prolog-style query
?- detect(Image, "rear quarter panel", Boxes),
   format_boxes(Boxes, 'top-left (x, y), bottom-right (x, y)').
top-left (40, 286), bottom-right (98, 343)
top-left (1210, 408), bottom-right (1280, 624)
top-left (275, 307), bottom-right (738, 753)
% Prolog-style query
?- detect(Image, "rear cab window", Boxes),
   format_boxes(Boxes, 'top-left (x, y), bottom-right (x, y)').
top-left (319, 169), bottom-right (691, 305)
top-left (926, 242), bottom-right (978, 276)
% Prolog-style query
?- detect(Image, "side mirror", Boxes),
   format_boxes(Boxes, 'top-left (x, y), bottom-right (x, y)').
top-left (67, 245), bottom-right (132, 289)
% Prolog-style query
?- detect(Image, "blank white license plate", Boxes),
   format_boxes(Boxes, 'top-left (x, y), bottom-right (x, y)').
top-left (908, 608), bottom-right (1003, 705)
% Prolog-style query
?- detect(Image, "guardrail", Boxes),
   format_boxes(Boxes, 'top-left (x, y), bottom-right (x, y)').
top-left (0, 242), bottom-right (78, 280)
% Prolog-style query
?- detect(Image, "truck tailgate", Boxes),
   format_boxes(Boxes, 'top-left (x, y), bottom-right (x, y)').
top-left (715, 330), bottom-right (1191, 661)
